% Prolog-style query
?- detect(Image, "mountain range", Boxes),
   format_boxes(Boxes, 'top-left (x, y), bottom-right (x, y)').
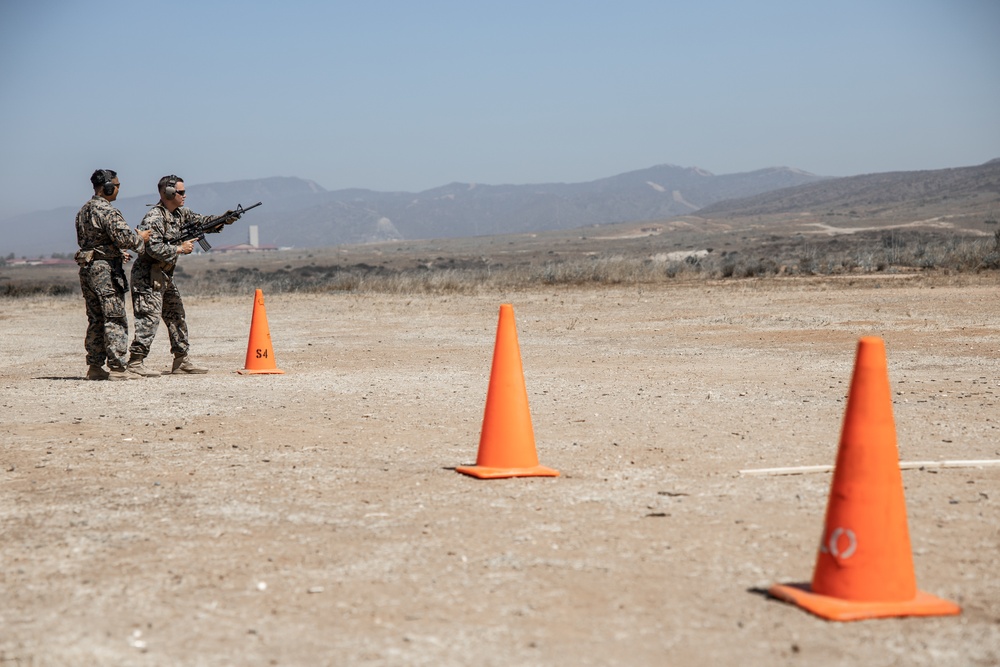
top-left (3, 160), bottom-right (998, 258)
top-left (696, 158), bottom-right (1000, 221)
top-left (1, 165), bottom-right (826, 257)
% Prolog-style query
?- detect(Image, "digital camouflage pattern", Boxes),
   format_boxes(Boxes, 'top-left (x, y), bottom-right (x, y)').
top-left (75, 196), bottom-right (145, 371)
top-left (130, 203), bottom-right (217, 359)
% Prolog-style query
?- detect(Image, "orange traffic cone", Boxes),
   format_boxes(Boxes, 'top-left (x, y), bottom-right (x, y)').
top-left (237, 289), bottom-right (285, 375)
top-left (769, 337), bottom-right (960, 621)
top-left (456, 304), bottom-right (559, 479)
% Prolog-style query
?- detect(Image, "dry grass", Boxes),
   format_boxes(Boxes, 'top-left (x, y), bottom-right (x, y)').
top-left (2, 226), bottom-right (998, 298)
top-left (174, 228), bottom-right (1000, 295)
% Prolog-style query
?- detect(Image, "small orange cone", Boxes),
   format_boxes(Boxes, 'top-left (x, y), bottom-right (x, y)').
top-left (769, 337), bottom-right (960, 621)
top-left (456, 304), bottom-right (559, 479)
top-left (237, 289), bottom-right (285, 375)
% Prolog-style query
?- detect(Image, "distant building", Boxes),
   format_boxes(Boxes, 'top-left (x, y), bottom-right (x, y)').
top-left (6, 257), bottom-right (77, 267)
top-left (212, 243), bottom-right (278, 253)
top-left (210, 224), bottom-right (277, 253)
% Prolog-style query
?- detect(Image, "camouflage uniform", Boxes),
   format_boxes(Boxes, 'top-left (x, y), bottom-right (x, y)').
top-left (129, 203), bottom-right (216, 360)
top-left (75, 196), bottom-right (145, 371)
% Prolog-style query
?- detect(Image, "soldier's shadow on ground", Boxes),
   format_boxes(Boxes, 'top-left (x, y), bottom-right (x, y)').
top-left (35, 376), bottom-right (91, 381)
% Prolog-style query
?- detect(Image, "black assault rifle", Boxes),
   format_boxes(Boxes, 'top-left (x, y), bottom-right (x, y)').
top-left (167, 201), bottom-right (263, 251)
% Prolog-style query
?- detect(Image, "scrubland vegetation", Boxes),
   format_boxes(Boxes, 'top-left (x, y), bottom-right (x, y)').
top-left (2, 228), bottom-right (998, 298)
top-left (170, 228), bottom-right (1000, 295)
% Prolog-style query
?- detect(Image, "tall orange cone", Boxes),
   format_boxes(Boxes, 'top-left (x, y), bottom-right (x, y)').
top-left (237, 289), bottom-right (285, 375)
top-left (456, 304), bottom-right (559, 479)
top-left (769, 337), bottom-right (959, 621)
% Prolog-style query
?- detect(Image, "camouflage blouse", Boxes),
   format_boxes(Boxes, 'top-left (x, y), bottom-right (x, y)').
top-left (135, 203), bottom-right (215, 275)
top-left (74, 196), bottom-right (144, 259)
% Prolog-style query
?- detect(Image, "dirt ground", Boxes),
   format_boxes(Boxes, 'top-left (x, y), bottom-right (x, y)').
top-left (1, 276), bottom-right (998, 666)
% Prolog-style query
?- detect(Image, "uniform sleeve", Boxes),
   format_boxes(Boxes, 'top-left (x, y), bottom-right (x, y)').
top-left (139, 208), bottom-right (180, 264)
top-left (182, 207), bottom-right (218, 228)
top-left (102, 204), bottom-right (144, 252)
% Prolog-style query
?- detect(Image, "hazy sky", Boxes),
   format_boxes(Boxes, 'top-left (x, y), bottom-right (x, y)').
top-left (1, 0), bottom-right (998, 221)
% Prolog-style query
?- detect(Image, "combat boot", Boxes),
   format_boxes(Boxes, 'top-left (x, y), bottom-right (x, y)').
top-left (171, 355), bottom-right (208, 374)
top-left (107, 368), bottom-right (142, 381)
top-left (86, 365), bottom-right (109, 381)
top-left (127, 354), bottom-right (161, 377)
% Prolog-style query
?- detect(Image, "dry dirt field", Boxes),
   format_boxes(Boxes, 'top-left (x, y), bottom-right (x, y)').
top-left (1, 276), bottom-right (998, 666)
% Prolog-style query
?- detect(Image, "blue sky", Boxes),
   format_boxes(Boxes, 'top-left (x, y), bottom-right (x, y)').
top-left (1, 0), bottom-right (998, 220)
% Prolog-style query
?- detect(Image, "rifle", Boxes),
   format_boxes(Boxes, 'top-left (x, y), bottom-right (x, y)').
top-left (168, 201), bottom-right (263, 251)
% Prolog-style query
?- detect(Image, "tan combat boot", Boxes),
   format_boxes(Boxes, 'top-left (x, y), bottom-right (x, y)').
top-left (108, 368), bottom-right (142, 381)
top-left (86, 365), bottom-right (110, 381)
top-left (171, 355), bottom-right (208, 374)
top-left (127, 354), bottom-right (161, 377)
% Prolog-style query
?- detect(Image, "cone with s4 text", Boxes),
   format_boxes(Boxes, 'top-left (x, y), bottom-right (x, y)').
top-left (456, 304), bottom-right (559, 479)
top-left (768, 337), bottom-right (959, 621)
top-left (238, 289), bottom-right (285, 375)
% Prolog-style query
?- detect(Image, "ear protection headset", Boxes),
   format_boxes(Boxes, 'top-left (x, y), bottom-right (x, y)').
top-left (162, 176), bottom-right (180, 200)
top-left (97, 170), bottom-right (117, 197)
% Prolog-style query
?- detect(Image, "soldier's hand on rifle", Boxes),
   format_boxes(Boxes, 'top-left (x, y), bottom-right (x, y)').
top-left (179, 240), bottom-right (195, 255)
top-left (223, 210), bottom-right (237, 224)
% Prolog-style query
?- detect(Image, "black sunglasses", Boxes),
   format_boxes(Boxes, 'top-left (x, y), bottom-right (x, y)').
top-left (174, 190), bottom-right (186, 196)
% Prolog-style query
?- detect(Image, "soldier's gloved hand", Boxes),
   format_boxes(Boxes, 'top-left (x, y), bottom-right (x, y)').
top-left (223, 210), bottom-right (237, 224)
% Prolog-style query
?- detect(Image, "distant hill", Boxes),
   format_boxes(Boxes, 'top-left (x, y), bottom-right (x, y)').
top-left (0, 165), bottom-right (826, 257)
top-left (695, 160), bottom-right (1000, 224)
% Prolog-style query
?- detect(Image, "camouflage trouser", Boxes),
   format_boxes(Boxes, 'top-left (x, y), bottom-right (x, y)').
top-left (130, 278), bottom-right (190, 360)
top-left (79, 260), bottom-right (130, 370)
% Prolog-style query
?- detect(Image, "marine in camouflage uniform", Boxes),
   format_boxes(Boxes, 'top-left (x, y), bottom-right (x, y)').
top-left (128, 175), bottom-right (223, 374)
top-left (75, 169), bottom-right (148, 381)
